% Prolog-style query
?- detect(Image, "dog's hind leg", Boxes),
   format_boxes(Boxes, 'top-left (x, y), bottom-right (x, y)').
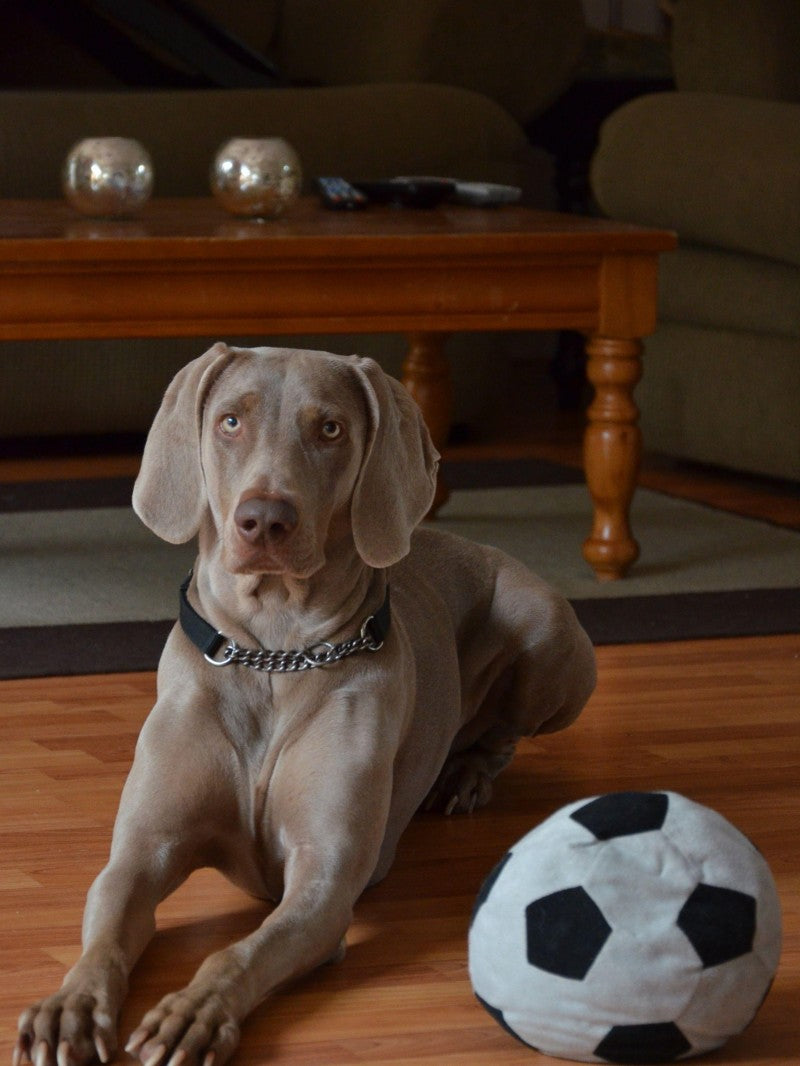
top-left (424, 562), bottom-right (596, 817)
top-left (423, 719), bottom-right (520, 815)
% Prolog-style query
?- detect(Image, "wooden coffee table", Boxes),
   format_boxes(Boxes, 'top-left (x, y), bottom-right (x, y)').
top-left (0, 198), bottom-right (675, 580)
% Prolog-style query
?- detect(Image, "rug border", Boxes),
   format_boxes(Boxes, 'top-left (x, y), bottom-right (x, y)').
top-left (0, 620), bottom-right (174, 679)
top-left (570, 587), bottom-right (800, 646)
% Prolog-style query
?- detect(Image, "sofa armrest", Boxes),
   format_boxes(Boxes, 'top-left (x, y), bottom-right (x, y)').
top-left (591, 91), bottom-right (800, 267)
top-left (274, 0), bottom-right (585, 125)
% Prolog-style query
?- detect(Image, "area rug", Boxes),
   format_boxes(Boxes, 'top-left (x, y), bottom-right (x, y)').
top-left (1, 464), bottom-right (798, 678)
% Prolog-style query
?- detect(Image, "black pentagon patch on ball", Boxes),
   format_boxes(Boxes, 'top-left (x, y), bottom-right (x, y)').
top-left (526, 886), bottom-right (611, 979)
top-left (595, 1021), bottom-right (692, 1063)
top-left (571, 791), bottom-right (669, 840)
top-left (677, 882), bottom-right (756, 966)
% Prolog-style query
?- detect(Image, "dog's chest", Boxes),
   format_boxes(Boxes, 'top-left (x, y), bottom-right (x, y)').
top-left (207, 680), bottom-right (288, 897)
top-left (216, 671), bottom-right (279, 748)
top-left (218, 672), bottom-right (315, 811)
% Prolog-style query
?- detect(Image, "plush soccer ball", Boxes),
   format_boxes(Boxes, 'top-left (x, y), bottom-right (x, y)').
top-left (469, 791), bottom-right (781, 1063)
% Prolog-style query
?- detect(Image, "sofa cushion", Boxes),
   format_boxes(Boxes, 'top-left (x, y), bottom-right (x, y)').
top-left (658, 247), bottom-right (800, 339)
top-left (591, 91), bottom-right (800, 267)
top-left (639, 323), bottom-right (800, 481)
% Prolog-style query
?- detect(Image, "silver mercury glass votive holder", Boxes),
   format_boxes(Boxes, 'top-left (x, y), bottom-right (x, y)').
top-left (62, 137), bottom-right (154, 218)
top-left (210, 137), bottom-right (302, 219)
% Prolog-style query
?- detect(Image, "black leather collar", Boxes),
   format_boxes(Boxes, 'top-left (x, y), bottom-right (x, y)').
top-left (179, 573), bottom-right (390, 672)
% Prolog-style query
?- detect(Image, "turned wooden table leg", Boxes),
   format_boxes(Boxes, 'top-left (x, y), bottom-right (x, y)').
top-left (583, 335), bottom-right (643, 581)
top-left (402, 331), bottom-right (453, 514)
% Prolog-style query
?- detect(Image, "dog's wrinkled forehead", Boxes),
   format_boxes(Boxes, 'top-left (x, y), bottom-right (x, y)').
top-left (200, 347), bottom-right (287, 422)
top-left (201, 347), bottom-right (366, 430)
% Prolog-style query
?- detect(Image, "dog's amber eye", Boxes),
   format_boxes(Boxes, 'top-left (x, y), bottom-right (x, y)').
top-left (320, 420), bottom-right (343, 441)
top-left (219, 414), bottom-right (241, 436)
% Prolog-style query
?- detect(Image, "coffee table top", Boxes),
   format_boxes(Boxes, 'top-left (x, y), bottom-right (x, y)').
top-left (0, 198), bottom-right (675, 340)
top-left (0, 197), bottom-right (676, 262)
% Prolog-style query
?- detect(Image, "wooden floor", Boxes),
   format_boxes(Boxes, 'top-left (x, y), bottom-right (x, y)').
top-left (1, 428), bottom-right (798, 1065)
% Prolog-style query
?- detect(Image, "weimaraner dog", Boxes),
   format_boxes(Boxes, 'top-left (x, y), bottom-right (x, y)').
top-left (16, 344), bottom-right (595, 1066)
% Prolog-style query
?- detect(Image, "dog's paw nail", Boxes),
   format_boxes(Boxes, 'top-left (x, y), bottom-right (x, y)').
top-left (12, 1040), bottom-right (29, 1066)
top-left (56, 1042), bottom-right (72, 1066)
top-left (125, 1031), bottom-right (148, 1055)
top-left (33, 1042), bottom-right (50, 1066)
top-left (166, 1051), bottom-right (188, 1066)
top-left (202, 1053), bottom-right (216, 1066)
top-left (444, 794), bottom-right (459, 816)
top-left (142, 1045), bottom-right (168, 1066)
top-left (94, 1035), bottom-right (110, 1064)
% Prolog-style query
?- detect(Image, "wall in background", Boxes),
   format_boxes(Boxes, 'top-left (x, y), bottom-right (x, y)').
top-left (582, 0), bottom-right (670, 37)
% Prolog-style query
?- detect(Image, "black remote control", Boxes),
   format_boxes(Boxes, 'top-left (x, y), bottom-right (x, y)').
top-left (353, 177), bottom-right (455, 208)
top-left (316, 176), bottom-right (368, 210)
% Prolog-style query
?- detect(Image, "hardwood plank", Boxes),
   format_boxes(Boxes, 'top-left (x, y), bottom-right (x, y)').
top-left (1, 635), bottom-right (798, 1064)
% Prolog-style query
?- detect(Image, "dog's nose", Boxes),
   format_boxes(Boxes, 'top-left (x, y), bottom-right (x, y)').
top-left (234, 495), bottom-right (298, 545)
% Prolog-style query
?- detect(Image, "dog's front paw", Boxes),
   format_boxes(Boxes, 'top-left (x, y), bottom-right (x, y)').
top-left (15, 991), bottom-right (116, 1066)
top-left (126, 988), bottom-right (240, 1066)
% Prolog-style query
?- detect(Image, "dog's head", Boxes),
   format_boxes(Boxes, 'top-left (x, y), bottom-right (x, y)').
top-left (133, 343), bottom-right (439, 574)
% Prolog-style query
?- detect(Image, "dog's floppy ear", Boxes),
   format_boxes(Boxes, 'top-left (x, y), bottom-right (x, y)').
top-left (350, 357), bottom-right (440, 568)
top-left (133, 342), bottom-right (236, 543)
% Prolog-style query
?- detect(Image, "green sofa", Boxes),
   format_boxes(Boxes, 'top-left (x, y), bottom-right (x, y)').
top-left (591, 0), bottom-right (800, 481)
top-left (0, 0), bottom-right (585, 443)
